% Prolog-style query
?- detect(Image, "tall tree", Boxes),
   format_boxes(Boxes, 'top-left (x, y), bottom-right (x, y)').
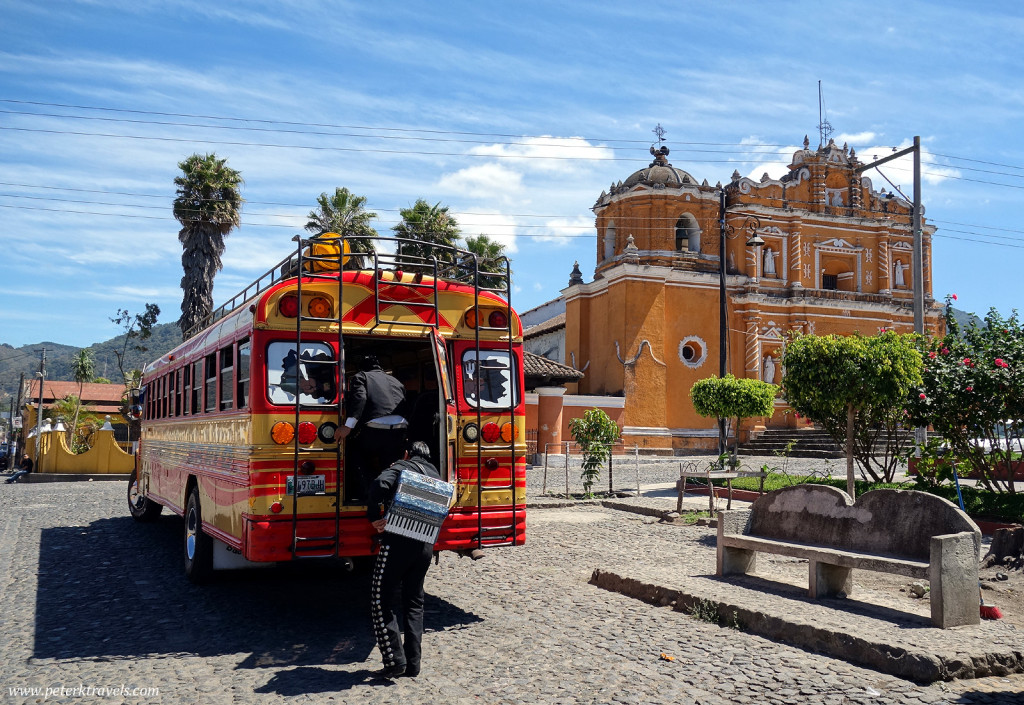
top-left (110, 304), bottom-right (160, 443)
top-left (173, 153), bottom-right (244, 337)
top-left (392, 199), bottom-right (460, 270)
top-left (462, 234), bottom-right (510, 290)
top-left (305, 187), bottom-right (378, 262)
top-left (69, 349), bottom-right (95, 450)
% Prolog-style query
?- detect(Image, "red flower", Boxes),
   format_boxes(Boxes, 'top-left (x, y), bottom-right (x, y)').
top-left (928, 351), bottom-right (937, 359)
top-left (966, 386), bottom-right (973, 392)
top-left (941, 348), bottom-right (949, 355)
top-left (919, 393), bottom-right (927, 399)
top-left (963, 358), bottom-right (972, 367)
top-left (995, 358), bottom-right (1009, 368)
top-left (952, 293), bottom-right (958, 301)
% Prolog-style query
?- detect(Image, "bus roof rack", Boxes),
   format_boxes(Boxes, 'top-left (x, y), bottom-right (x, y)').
top-left (184, 234), bottom-right (511, 340)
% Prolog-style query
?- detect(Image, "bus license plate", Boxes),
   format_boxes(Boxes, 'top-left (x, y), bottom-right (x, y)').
top-left (287, 475), bottom-right (325, 496)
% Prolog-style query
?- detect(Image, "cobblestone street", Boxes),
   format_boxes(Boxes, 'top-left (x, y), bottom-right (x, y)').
top-left (2, 475), bottom-right (1022, 704)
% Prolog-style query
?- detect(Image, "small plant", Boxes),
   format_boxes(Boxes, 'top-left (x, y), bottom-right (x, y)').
top-left (909, 437), bottom-right (971, 490)
top-left (568, 408), bottom-right (621, 497)
top-left (687, 598), bottom-right (720, 624)
top-left (678, 510), bottom-right (712, 525)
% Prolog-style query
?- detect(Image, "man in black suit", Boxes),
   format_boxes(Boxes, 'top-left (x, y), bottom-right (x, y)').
top-left (338, 355), bottom-right (408, 499)
top-left (366, 441), bottom-right (440, 679)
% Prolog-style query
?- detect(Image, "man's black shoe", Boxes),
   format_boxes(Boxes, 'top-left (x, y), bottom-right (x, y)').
top-left (373, 664), bottom-right (406, 680)
top-left (402, 667), bottom-right (420, 678)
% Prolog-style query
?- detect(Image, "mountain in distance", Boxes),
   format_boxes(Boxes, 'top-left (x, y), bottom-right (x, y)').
top-left (0, 323), bottom-right (183, 404)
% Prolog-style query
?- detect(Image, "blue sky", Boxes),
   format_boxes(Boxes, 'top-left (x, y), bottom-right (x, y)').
top-left (3, 1), bottom-right (1024, 349)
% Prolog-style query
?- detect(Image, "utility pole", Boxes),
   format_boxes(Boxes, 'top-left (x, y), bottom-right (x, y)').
top-left (13, 372), bottom-right (24, 469)
top-left (34, 348), bottom-right (46, 467)
top-left (853, 137), bottom-right (924, 333)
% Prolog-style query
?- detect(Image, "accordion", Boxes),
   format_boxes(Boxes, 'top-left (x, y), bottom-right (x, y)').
top-left (383, 468), bottom-right (456, 544)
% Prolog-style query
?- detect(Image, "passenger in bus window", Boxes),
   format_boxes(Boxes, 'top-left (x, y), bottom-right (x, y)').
top-left (338, 355), bottom-right (408, 498)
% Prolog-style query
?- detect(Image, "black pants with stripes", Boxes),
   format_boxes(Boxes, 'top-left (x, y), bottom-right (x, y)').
top-left (370, 534), bottom-right (433, 674)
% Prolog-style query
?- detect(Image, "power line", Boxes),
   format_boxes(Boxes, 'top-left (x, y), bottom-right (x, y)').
top-left (0, 99), bottom-right (793, 148)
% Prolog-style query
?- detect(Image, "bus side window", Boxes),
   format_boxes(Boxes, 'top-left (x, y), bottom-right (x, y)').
top-left (237, 339), bottom-right (251, 408)
top-left (182, 364), bottom-right (191, 416)
top-left (220, 344), bottom-right (235, 410)
top-left (205, 354), bottom-right (217, 413)
top-left (192, 360), bottom-right (203, 414)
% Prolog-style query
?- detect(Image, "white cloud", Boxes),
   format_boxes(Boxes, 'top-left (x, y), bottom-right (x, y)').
top-left (437, 163), bottom-right (523, 200)
top-left (468, 137), bottom-right (614, 174)
top-left (456, 210), bottom-right (519, 254)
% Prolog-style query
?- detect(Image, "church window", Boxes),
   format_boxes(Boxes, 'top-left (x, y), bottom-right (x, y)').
top-left (678, 336), bottom-right (707, 369)
top-left (675, 214), bottom-right (700, 252)
top-left (603, 221), bottom-right (616, 261)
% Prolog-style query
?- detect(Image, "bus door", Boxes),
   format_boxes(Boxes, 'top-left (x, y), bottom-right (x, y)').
top-left (430, 330), bottom-right (456, 481)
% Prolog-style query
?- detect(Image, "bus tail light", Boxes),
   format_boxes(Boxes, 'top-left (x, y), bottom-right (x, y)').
top-left (484, 458), bottom-right (499, 471)
top-left (271, 421), bottom-right (295, 444)
top-left (462, 423), bottom-right (479, 442)
top-left (270, 502), bottom-right (283, 514)
top-left (297, 422), bottom-right (318, 445)
top-left (464, 310), bottom-right (478, 329)
top-left (318, 422), bottom-right (338, 444)
top-left (308, 296), bottom-right (332, 319)
top-left (279, 294), bottom-right (300, 318)
top-left (481, 423), bottom-right (501, 443)
top-left (488, 310), bottom-right (508, 329)
top-left (500, 422), bottom-right (518, 442)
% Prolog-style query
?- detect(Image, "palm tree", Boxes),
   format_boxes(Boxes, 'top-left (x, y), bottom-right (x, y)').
top-left (305, 187), bottom-right (378, 266)
top-left (173, 153), bottom-right (244, 337)
top-left (462, 234), bottom-right (511, 291)
top-left (392, 199), bottom-right (460, 271)
top-left (69, 349), bottom-right (95, 449)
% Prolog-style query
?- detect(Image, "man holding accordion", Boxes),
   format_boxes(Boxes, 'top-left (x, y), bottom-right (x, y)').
top-left (366, 440), bottom-right (454, 680)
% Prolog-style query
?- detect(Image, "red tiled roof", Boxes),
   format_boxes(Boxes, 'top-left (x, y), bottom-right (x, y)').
top-left (24, 380), bottom-right (125, 413)
top-left (524, 351), bottom-right (584, 384)
top-left (524, 312), bottom-right (566, 339)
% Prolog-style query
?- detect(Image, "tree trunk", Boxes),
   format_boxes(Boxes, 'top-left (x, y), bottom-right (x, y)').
top-left (846, 404), bottom-right (856, 499)
top-left (982, 526), bottom-right (1024, 569)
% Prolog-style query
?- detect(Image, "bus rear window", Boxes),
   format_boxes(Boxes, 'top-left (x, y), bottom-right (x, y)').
top-left (461, 349), bottom-right (517, 409)
top-left (266, 342), bottom-right (337, 405)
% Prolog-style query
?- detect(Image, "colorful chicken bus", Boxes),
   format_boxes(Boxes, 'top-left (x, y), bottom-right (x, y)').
top-left (128, 235), bottom-right (525, 582)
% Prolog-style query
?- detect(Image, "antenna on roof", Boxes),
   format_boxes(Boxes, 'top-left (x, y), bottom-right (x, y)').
top-left (817, 81), bottom-right (834, 147)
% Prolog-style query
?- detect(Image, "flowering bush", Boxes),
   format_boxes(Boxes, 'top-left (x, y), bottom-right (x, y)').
top-left (906, 296), bottom-right (1023, 493)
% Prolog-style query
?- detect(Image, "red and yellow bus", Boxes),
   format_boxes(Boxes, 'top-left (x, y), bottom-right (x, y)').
top-left (128, 235), bottom-right (526, 582)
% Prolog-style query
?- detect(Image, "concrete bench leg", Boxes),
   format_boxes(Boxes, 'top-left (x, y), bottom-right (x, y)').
top-left (808, 560), bottom-right (853, 598)
top-left (929, 532), bottom-right (981, 628)
top-left (717, 545), bottom-right (756, 576)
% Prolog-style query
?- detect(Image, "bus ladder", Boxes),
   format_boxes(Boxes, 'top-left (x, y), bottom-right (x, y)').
top-left (285, 235), bottom-right (347, 559)
top-left (468, 257), bottom-right (520, 549)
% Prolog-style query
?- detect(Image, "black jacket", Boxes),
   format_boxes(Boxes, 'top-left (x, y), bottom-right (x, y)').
top-left (367, 457), bottom-right (441, 522)
top-left (347, 368), bottom-right (406, 424)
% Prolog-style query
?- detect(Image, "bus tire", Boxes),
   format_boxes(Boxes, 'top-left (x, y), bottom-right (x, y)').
top-left (184, 485), bottom-right (213, 584)
top-left (127, 468), bottom-right (163, 522)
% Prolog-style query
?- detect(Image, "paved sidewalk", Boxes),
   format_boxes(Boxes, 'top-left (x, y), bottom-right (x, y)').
top-left (2, 472), bottom-right (1022, 703)
top-left (525, 464), bottom-right (1024, 684)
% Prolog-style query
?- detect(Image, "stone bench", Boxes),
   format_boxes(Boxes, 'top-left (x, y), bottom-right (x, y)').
top-left (716, 485), bottom-right (982, 628)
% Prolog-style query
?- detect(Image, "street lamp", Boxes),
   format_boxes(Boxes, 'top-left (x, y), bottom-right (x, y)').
top-left (718, 189), bottom-right (763, 457)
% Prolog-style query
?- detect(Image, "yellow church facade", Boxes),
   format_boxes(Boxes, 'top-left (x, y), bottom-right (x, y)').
top-left (563, 137), bottom-right (944, 453)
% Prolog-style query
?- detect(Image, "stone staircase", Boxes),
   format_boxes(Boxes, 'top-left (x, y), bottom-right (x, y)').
top-left (738, 427), bottom-right (844, 459)
top-left (739, 427), bottom-right (923, 460)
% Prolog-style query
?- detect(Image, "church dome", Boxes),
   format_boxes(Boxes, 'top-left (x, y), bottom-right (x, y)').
top-left (621, 146), bottom-right (696, 189)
